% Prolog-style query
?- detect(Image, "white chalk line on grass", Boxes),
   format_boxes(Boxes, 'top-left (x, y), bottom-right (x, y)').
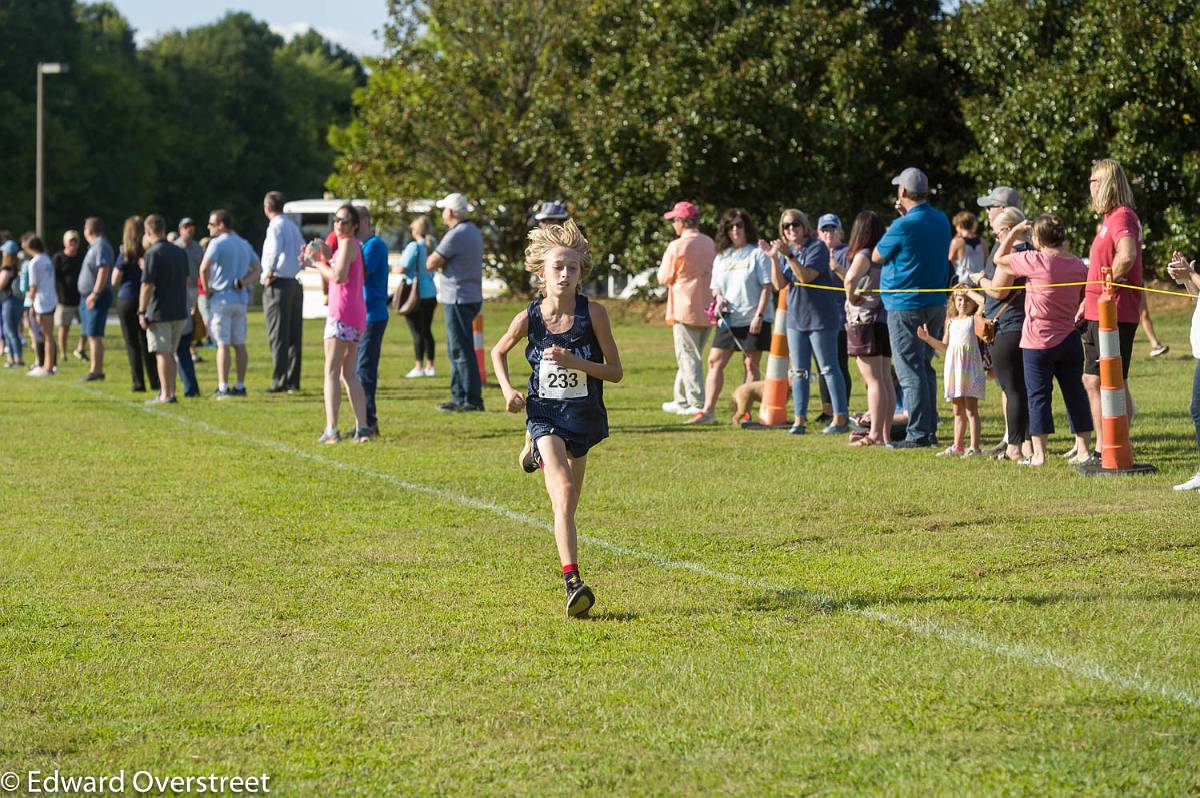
top-left (82, 387), bottom-right (1200, 710)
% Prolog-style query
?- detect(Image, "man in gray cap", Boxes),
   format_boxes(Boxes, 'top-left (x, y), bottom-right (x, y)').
top-left (534, 201), bottom-right (569, 229)
top-left (427, 192), bottom-right (485, 411)
top-left (872, 167), bottom-right (953, 448)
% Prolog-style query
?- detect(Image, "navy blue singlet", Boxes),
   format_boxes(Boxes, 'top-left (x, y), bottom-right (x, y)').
top-left (525, 293), bottom-right (609, 457)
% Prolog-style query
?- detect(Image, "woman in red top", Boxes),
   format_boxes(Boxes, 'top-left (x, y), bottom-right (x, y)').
top-left (1077, 159), bottom-right (1143, 460)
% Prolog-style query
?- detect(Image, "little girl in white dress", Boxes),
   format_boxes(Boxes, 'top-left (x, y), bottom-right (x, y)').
top-left (917, 289), bottom-right (986, 456)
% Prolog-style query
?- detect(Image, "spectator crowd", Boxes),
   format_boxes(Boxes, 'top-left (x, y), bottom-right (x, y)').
top-left (2, 160), bottom-right (1199, 491)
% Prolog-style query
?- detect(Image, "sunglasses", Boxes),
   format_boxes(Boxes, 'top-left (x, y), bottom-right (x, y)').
top-left (334, 216), bottom-right (354, 224)
top-left (207, 221), bottom-right (219, 228)
top-left (729, 222), bottom-right (746, 230)
top-left (781, 221), bottom-right (803, 230)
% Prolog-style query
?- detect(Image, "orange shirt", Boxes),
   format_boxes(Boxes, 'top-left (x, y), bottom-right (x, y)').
top-left (657, 230), bottom-right (715, 326)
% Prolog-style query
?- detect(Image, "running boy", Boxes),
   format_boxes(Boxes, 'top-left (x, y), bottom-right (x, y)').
top-left (491, 220), bottom-right (623, 618)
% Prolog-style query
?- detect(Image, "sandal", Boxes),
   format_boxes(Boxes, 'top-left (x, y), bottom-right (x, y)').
top-left (849, 436), bottom-right (877, 447)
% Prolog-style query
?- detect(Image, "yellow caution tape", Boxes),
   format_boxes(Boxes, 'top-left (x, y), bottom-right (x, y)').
top-left (792, 279), bottom-right (1198, 299)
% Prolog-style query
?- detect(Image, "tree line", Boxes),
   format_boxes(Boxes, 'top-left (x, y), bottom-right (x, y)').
top-left (330, 0), bottom-right (1200, 290)
top-left (0, 1), bottom-right (365, 247)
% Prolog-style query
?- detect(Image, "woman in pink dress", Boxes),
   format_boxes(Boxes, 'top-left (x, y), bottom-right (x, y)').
top-left (304, 204), bottom-right (370, 443)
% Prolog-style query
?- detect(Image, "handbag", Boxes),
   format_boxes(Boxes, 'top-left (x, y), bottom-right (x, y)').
top-left (973, 287), bottom-right (1020, 344)
top-left (392, 242), bottom-right (424, 315)
top-left (846, 321), bottom-right (876, 356)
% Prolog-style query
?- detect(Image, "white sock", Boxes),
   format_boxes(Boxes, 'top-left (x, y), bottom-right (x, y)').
top-left (219, 382), bottom-right (229, 391)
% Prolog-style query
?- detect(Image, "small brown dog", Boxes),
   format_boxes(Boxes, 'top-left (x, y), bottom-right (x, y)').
top-left (730, 380), bottom-right (765, 425)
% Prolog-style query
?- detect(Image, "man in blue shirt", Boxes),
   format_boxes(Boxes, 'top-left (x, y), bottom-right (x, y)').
top-left (199, 209), bottom-right (261, 399)
top-left (355, 206), bottom-right (390, 435)
top-left (872, 167), bottom-right (953, 447)
top-left (260, 191), bottom-right (305, 393)
top-left (426, 192), bottom-right (485, 412)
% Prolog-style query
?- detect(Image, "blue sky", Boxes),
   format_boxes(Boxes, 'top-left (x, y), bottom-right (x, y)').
top-left (103, 0), bottom-right (389, 57)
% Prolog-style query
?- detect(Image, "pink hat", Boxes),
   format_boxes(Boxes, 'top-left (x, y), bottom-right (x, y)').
top-left (663, 201), bottom-right (699, 221)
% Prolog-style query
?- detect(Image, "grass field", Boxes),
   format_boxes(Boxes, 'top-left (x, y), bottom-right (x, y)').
top-left (2, 299), bottom-right (1199, 796)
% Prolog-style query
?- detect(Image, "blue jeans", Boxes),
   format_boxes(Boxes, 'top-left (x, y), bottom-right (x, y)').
top-left (2, 296), bottom-right (23, 361)
top-left (1022, 331), bottom-right (1092, 437)
top-left (356, 317), bottom-right (389, 427)
top-left (888, 306), bottom-right (946, 442)
top-left (786, 326), bottom-right (846, 419)
top-left (175, 314), bottom-right (199, 396)
top-left (444, 302), bottom-right (482, 408)
top-left (1191, 359), bottom-right (1200, 452)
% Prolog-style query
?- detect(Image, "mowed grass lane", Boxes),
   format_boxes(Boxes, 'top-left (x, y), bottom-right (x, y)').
top-left (1, 300), bottom-right (1198, 796)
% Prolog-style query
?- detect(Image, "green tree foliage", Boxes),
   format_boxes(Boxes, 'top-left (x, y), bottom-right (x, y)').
top-left (332, 0), bottom-right (968, 286)
top-left (0, 1), bottom-right (364, 248)
top-left (943, 0), bottom-right (1200, 269)
top-left (329, 0), bottom-right (575, 290)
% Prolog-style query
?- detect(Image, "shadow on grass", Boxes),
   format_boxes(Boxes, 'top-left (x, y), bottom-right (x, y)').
top-left (580, 609), bottom-right (642, 622)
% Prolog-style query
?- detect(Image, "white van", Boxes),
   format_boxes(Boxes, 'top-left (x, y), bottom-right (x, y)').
top-left (282, 197), bottom-right (507, 318)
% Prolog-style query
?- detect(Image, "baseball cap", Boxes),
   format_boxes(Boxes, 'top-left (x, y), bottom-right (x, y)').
top-left (976, 186), bottom-right (1023, 210)
top-left (663, 201), bottom-right (699, 221)
top-left (891, 167), bottom-right (929, 195)
top-left (0, 240), bottom-right (18, 255)
top-left (436, 193), bottom-right (470, 215)
top-left (534, 200), bottom-right (569, 222)
top-left (817, 213), bottom-right (841, 230)
top-left (179, 217), bottom-right (195, 228)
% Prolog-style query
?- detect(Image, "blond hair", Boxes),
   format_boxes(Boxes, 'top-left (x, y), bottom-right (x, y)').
top-left (525, 218), bottom-right (592, 285)
top-left (409, 214), bottom-right (435, 248)
top-left (778, 209), bottom-right (811, 240)
top-left (992, 206), bottom-right (1027, 238)
top-left (1090, 159), bottom-right (1136, 215)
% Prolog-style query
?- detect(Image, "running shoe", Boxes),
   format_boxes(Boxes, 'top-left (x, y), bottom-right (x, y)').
top-left (962, 447), bottom-right (982, 457)
top-left (814, 412), bottom-right (833, 425)
top-left (661, 400), bottom-right (686, 414)
top-left (318, 429), bottom-right (341, 445)
top-left (230, 386), bottom-right (248, 397)
top-left (423, 366), bottom-right (436, 377)
top-left (83, 372), bottom-right (105, 382)
top-left (73, 349), bottom-right (88, 362)
top-left (936, 445), bottom-right (965, 457)
top-left (519, 431), bottom-right (541, 473)
top-left (988, 439), bottom-right (1009, 456)
top-left (405, 366), bottom-right (424, 378)
top-left (1149, 344), bottom-right (1170, 358)
top-left (819, 423), bottom-right (849, 435)
top-left (213, 387), bottom-right (233, 400)
top-left (788, 422), bottom-right (807, 435)
top-left (566, 580), bottom-right (595, 618)
top-left (352, 427), bottom-right (374, 443)
top-left (436, 401), bottom-right (461, 412)
top-left (26, 366), bottom-right (49, 377)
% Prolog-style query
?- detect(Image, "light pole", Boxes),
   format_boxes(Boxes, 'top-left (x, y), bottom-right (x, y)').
top-left (36, 62), bottom-right (69, 240)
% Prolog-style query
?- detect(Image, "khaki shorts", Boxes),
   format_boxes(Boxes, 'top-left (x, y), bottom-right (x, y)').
top-left (147, 318), bottom-right (187, 353)
top-left (54, 304), bottom-right (79, 327)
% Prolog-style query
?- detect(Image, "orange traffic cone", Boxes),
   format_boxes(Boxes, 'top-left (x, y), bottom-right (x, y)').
top-left (743, 291), bottom-right (790, 428)
top-left (473, 311), bottom-right (488, 385)
top-left (1079, 266), bottom-right (1156, 476)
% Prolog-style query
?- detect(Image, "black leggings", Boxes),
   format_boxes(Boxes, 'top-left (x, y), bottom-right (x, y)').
top-left (990, 330), bottom-right (1028, 443)
top-left (819, 328), bottom-right (853, 409)
top-left (117, 294), bottom-right (159, 391)
top-left (405, 298), bottom-right (438, 362)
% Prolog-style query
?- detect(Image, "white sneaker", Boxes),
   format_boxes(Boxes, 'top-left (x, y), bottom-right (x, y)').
top-left (405, 367), bottom-right (424, 378)
top-left (681, 405), bottom-right (705, 415)
top-left (1173, 471), bottom-right (1200, 491)
top-left (26, 366), bottom-right (49, 377)
top-left (662, 400), bottom-right (685, 414)
top-left (423, 366), bottom-right (435, 377)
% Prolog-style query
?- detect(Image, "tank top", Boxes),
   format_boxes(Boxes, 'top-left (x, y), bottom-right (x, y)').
top-left (525, 293), bottom-right (608, 441)
top-left (327, 238), bottom-right (367, 330)
top-left (953, 237), bottom-right (985, 284)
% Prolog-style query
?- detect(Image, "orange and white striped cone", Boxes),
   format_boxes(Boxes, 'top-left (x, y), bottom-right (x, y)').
top-left (1079, 266), bottom-right (1156, 476)
top-left (743, 291), bottom-right (790, 428)
top-left (473, 311), bottom-right (488, 385)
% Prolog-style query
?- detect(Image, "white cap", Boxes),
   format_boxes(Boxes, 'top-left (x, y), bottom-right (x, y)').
top-left (436, 193), bottom-right (470, 215)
